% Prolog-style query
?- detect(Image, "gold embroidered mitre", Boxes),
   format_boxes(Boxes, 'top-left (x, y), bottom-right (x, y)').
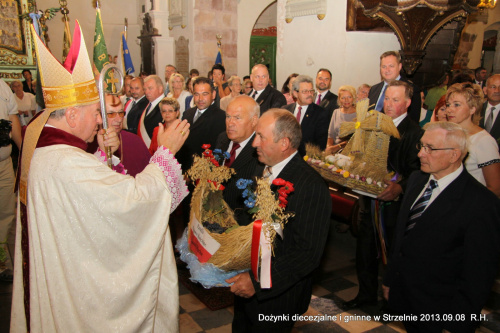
top-left (19, 21), bottom-right (99, 204)
top-left (33, 20), bottom-right (99, 110)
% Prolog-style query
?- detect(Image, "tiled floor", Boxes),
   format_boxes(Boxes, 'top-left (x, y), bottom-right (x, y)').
top-left (2, 219), bottom-right (500, 332)
top-left (176, 220), bottom-right (500, 333)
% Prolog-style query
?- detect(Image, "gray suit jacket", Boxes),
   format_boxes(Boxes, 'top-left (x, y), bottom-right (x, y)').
top-left (479, 102), bottom-right (500, 148)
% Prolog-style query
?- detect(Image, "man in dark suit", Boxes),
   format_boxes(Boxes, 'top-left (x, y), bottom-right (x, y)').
top-left (215, 95), bottom-right (264, 226)
top-left (249, 64), bottom-right (286, 115)
top-left (474, 66), bottom-right (487, 88)
top-left (177, 77), bottom-right (226, 172)
top-left (282, 75), bottom-right (328, 155)
top-left (124, 77), bottom-right (149, 134)
top-left (315, 68), bottom-right (338, 121)
top-left (344, 80), bottom-right (422, 310)
top-left (383, 122), bottom-right (500, 333)
top-left (479, 74), bottom-right (500, 146)
top-left (368, 51), bottom-right (421, 123)
top-left (138, 75), bottom-right (164, 148)
top-left (227, 109), bottom-right (331, 332)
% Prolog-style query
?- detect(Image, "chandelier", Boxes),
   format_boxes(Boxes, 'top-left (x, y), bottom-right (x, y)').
top-left (477, 0), bottom-right (497, 9)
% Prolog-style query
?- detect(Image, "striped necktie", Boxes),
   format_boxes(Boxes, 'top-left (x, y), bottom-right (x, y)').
top-left (406, 179), bottom-right (438, 233)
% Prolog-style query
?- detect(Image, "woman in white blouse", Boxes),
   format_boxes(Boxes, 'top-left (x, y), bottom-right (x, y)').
top-left (11, 80), bottom-right (36, 126)
top-left (446, 82), bottom-right (500, 197)
top-left (167, 73), bottom-right (191, 118)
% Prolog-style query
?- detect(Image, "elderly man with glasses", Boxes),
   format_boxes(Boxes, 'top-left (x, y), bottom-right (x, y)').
top-left (344, 80), bottom-right (423, 311)
top-left (281, 74), bottom-right (328, 156)
top-left (87, 94), bottom-right (151, 176)
top-left (383, 121), bottom-right (500, 333)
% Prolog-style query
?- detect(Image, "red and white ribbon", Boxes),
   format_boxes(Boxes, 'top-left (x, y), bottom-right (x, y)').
top-left (251, 220), bottom-right (283, 289)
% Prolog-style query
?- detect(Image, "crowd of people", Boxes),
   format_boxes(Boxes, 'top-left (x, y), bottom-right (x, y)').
top-left (1, 26), bottom-right (499, 333)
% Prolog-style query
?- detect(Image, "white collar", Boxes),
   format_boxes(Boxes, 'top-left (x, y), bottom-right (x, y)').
top-left (149, 94), bottom-right (165, 109)
top-left (197, 101), bottom-right (214, 114)
top-left (487, 102), bottom-right (499, 111)
top-left (318, 90), bottom-right (329, 98)
top-left (384, 75), bottom-right (401, 85)
top-left (228, 132), bottom-right (255, 151)
top-left (268, 151), bottom-right (297, 181)
top-left (431, 164), bottom-right (463, 191)
top-left (392, 112), bottom-right (407, 127)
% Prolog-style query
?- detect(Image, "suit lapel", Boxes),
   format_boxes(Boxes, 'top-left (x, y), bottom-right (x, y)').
top-left (230, 134), bottom-right (255, 170)
top-left (145, 104), bottom-right (158, 119)
top-left (257, 86), bottom-right (271, 105)
top-left (407, 169), bottom-right (468, 235)
top-left (219, 134), bottom-right (230, 152)
top-left (400, 173), bottom-right (428, 223)
top-left (275, 154), bottom-right (300, 182)
top-left (369, 82), bottom-right (383, 106)
top-left (319, 92), bottom-right (330, 109)
top-left (480, 103), bottom-right (487, 128)
top-left (301, 104), bottom-right (315, 127)
top-left (420, 169), bottom-right (467, 220)
top-left (191, 105), bottom-right (213, 130)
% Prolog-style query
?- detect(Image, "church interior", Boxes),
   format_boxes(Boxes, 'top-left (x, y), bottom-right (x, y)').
top-left (1, 0), bottom-right (500, 332)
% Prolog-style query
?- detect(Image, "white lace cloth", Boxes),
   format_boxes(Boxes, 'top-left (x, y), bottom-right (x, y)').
top-left (149, 146), bottom-right (189, 211)
top-left (95, 146), bottom-right (188, 212)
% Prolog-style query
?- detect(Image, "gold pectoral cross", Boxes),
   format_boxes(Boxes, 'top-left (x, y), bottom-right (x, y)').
top-left (106, 70), bottom-right (119, 93)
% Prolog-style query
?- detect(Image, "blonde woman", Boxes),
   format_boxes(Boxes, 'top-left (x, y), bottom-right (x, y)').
top-left (167, 73), bottom-right (191, 118)
top-left (446, 82), bottom-right (500, 197)
top-left (326, 85), bottom-right (357, 154)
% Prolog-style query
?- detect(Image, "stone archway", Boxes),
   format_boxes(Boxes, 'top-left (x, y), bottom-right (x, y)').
top-left (249, 2), bottom-right (278, 86)
top-left (237, 0), bottom-right (276, 77)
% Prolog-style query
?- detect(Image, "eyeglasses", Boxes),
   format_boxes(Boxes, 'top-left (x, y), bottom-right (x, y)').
top-left (107, 111), bottom-right (125, 118)
top-left (299, 90), bottom-right (315, 95)
top-left (417, 143), bottom-right (456, 154)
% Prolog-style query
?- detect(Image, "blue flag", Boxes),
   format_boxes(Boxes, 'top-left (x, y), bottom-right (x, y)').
top-left (215, 49), bottom-right (222, 65)
top-left (122, 33), bottom-right (135, 74)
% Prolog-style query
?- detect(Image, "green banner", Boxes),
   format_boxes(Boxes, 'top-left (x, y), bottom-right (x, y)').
top-left (93, 8), bottom-right (109, 76)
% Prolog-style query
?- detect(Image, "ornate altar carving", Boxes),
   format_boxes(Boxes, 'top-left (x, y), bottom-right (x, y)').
top-left (0, 0), bottom-right (37, 78)
top-left (355, 0), bottom-right (480, 74)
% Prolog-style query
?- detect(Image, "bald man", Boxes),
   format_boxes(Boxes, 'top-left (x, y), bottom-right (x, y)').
top-left (86, 94), bottom-right (151, 176)
top-left (480, 74), bottom-right (500, 145)
top-left (215, 95), bottom-right (265, 226)
top-left (249, 64), bottom-right (286, 115)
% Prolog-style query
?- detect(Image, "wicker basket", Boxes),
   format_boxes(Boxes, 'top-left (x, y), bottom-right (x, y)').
top-left (188, 182), bottom-right (253, 271)
top-left (307, 100), bottom-right (400, 196)
top-left (309, 163), bottom-right (348, 186)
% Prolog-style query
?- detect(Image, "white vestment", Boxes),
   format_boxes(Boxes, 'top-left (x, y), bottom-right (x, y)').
top-left (11, 144), bottom-right (187, 332)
